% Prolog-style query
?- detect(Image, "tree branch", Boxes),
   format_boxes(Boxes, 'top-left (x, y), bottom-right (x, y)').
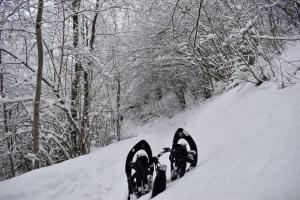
top-left (0, 48), bottom-right (53, 88)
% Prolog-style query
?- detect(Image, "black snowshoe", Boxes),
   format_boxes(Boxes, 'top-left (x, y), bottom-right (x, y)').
top-left (125, 140), bottom-right (154, 200)
top-left (170, 128), bottom-right (198, 181)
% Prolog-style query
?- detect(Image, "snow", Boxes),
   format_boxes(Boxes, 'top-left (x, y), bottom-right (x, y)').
top-left (0, 96), bottom-right (34, 103)
top-left (206, 34), bottom-right (217, 40)
top-left (145, 83), bottom-right (300, 200)
top-left (280, 42), bottom-right (300, 76)
top-left (1, 80), bottom-right (299, 200)
top-left (177, 140), bottom-right (187, 145)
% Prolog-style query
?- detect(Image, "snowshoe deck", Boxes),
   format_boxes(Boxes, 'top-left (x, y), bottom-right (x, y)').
top-left (170, 128), bottom-right (198, 181)
top-left (125, 140), bottom-right (154, 199)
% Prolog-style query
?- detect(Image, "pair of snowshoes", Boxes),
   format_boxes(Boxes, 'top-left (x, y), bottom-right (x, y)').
top-left (125, 128), bottom-right (198, 199)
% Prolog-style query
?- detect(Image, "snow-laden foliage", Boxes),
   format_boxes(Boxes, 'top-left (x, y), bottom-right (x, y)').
top-left (124, 0), bottom-right (300, 120)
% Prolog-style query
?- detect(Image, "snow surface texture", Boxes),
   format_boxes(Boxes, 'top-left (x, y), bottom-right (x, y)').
top-left (1, 81), bottom-right (300, 200)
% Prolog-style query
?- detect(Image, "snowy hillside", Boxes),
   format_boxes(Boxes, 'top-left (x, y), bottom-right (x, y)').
top-left (1, 80), bottom-right (300, 200)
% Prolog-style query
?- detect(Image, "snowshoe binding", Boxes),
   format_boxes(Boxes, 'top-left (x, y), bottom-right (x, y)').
top-left (170, 128), bottom-right (198, 181)
top-left (125, 140), bottom-right (154, 200)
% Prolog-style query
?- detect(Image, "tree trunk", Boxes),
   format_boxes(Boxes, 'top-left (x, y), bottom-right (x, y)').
top-left (71, 0), bottom-right (81, 156)
top-left (32, 0), bottom-right (44, 169)
top-left (116, 75), bottom-right (121, 141)
top-left (79, 0), bottom-right (100, 151)
top-left (175, 87), bottom-right (186, 110)
top-left (71, 62), bottom-right (81, 156)
top-left (80, 71), bottom-right (90, 154)
top-left (90, 0), bottom-right (100, 51)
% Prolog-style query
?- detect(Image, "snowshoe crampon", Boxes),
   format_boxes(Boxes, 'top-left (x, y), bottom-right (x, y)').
top-left (170, 128), bottom-right (198, 181)
top-left (125, 140), bottom-right (154, 199)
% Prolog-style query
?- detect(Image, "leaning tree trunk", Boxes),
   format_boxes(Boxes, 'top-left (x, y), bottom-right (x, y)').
top-left (32, 0), bottom-right (44, 169)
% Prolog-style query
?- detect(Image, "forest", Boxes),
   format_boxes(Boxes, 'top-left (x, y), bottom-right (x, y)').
top-left (1, 0), bottom-right (300, 180)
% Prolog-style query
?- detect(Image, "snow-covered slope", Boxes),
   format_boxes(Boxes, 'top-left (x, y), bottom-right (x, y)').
top-left (1, 82), bottom-right (300, 200)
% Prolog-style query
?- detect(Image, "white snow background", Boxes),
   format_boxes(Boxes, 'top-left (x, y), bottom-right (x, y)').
top-left (1, 44), bottom-right (300, 200)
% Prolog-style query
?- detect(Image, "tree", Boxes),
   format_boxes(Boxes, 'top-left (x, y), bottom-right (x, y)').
top-left (32, 0), bottom-right (44, 169)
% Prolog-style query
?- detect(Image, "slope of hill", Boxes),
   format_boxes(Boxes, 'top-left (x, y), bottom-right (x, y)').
top-left (1, 80), bottom-right (299, 200)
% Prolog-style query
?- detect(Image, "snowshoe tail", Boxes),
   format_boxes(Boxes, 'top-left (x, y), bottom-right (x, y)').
top-left (125, 140), bottom-right (154, 199)
top-left (151, 164), bottom-right (167, 198)
top-left (170, 128), bottom-right (198, 181)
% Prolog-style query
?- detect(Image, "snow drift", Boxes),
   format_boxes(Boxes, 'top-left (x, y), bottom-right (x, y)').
top-left (1, 81), bottom-right (300, 200)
